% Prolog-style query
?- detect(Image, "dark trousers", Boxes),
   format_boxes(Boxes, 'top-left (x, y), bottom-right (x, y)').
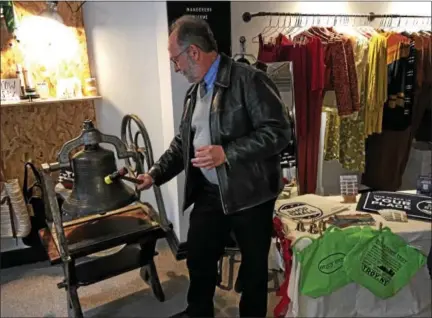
top-left (186, 171), bottom-right (275, 317)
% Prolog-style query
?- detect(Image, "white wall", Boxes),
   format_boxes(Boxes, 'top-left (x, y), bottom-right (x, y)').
top-left (231, 1), bottom-right (432, 195)
top-left (83, 2), bottom-right (181, 238)
top-left (170, 59), bottom-right (192, 242)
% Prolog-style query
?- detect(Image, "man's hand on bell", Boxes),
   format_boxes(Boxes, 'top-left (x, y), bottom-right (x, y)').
top-left (136, 173), bottom-right (154, 191)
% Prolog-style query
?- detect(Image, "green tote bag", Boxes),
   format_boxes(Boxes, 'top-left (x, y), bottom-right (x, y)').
top-left (295, 226), bottom-right (378, 298)
top-left (344, 227), bottom-right (427, 299)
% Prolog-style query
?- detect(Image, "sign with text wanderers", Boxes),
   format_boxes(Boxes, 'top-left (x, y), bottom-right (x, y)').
top-left (357, 191), bottom-right (432, 222)
top-left (166, 1), bottom-right (232, 56)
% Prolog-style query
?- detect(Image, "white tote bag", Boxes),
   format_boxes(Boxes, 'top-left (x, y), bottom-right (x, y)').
top-left (1, 164), bottom-right (31, 238)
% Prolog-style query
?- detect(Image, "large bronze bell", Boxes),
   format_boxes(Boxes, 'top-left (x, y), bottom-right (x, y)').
top-left (43, 120), bottom-right (139, 219)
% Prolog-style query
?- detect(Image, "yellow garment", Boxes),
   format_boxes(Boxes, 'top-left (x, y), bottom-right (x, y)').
top-left (365, 33), bottom-right (387, 136)
top-left (384, 32), bottom-right (410, 65)
top-left (323, 36), bottom-right (369, 173)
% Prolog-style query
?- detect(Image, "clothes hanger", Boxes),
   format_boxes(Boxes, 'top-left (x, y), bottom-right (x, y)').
top-left (307, 16), bottom-right (333, 41)
top-left (233, 36), bottom-right (257, 65)
top-left (261, 16), bottom-right (282, 43)
top-left (350, 16), bottom-right (370, 40)
top-left (416, 18), bottom-right (428, 34)
top-left (282, 15), bottom-right (299, 38)
top-left (394, 17), bottom-right (407, 34)
top-left (290, 16), bottom-right (313, 41)
top-left (357, 16), bottom-right (377, 37)
top-left (303, 16), bottom-right (324, 42)
top-left (338, 16), bottom-right (368, 41)
top-left (285, 16), bottom-right (302, 41)
top-left (266, 16), bottom-right (288, 43)
top-left (290, 16), bottom-right (310, 42)
top-left (354, 17), bottom-right (371, 38)
top-left (302, 16), bottom-right (319, 38)
top-left (252, 16), bottom-right (274, 43)
top-left (419, 18), bottom-right (432, 34)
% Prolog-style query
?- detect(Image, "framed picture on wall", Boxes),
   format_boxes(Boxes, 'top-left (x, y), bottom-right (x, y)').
top-left (166, 1), bottom-right (232, 57)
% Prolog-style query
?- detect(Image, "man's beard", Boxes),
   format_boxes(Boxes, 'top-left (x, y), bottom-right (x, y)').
top-left (183, 57), bottom-right (200, 83)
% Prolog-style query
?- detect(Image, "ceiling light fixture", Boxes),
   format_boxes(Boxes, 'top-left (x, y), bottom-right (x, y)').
top-left (40, 1), bottom-right (64, 24)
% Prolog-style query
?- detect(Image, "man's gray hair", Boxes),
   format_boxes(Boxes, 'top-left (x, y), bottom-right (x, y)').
top-left (169, 15), bottom-right (218, 53)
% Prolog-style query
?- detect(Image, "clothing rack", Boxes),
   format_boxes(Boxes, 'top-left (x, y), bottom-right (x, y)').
top-left (242, 11), bottom-right (431, 23)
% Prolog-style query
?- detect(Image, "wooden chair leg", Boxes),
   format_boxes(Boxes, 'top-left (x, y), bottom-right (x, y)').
top-left (216, 256), bottom-right (223, 287)
top-left (140, 265), bottom-right (151, 283)
top-left (234, 268), bottom-right (242, 294)
top-left (227, 253), bottom-right (236, 291)
top-left (67, 285), bottom-right (83, 318)
top-left (141, 260), bottom-right (165, 302)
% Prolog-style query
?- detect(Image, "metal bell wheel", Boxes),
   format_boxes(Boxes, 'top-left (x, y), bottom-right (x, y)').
top-left (120, 114), bottom-right (170, 229)
top-left (38, 115), bottom-right (171, 317)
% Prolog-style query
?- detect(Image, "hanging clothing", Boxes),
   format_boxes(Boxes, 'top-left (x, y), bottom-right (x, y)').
top-left (257, 33), bottom-right (281, 63)
top-left (276, 35), bottom-right (325, 194)
top-left (323, 35), bottom-right (369, 173)
top-left (307, 27), bottom-right (360, 116)
top-left (362, 31), bottom-right (432, 191)
top-left (257, 27), bottom-right (430, 192)
top-left (401, 32), bottom-right (432, 178)
top-left (382, 33), bottom-right (415, 131)
top-left (291, 28), bottom-right (363, 181)
top-left (414, 32), bottom-right (432, 143)
top-left (362, 129), bottom-right (413, 191)
top-left (258, 33), bottom-right (324, 194)
top-left (365, 33), bottom-right (388, 136)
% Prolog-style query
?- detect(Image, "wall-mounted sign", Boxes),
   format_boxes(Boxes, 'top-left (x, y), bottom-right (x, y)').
top-left (166, 1), bottom-right (232, 56)
top-left (1, 78), bottom-right (20, 101)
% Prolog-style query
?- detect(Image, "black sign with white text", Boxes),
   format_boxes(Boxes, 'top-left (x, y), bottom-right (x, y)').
top-left (166, 1), bottom-right (232, 56)
top-left (277, 202), bottom-right (324, 221)
top-left (357, 191), bottom-right (432, 222)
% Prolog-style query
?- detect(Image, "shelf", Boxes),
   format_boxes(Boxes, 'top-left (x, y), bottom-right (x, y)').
top-left (0, 96), bottom-right (102, 108)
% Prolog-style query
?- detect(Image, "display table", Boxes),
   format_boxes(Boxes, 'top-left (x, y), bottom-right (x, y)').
top-left (274, 191), bottom-right (432, 318)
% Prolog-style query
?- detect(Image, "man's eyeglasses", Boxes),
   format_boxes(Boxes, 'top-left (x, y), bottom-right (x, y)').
top-left (170, 46), bottom-right (190, 66)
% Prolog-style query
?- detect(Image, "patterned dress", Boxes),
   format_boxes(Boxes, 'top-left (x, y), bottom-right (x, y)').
top-left (324, 35), bottom-right (369, 173)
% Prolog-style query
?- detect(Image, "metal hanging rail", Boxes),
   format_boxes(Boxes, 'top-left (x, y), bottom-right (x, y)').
top-left (242, 11), bottom-right (431, 23)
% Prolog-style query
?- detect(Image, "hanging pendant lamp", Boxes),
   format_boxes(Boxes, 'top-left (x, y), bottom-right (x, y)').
top-left (40, 1), bottom-right (64, 24)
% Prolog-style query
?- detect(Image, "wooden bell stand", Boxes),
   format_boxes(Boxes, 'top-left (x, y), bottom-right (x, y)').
top-left (38, 172), bottom-right (168, 318)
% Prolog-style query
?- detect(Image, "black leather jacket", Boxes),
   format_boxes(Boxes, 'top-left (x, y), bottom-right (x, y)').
top-left (148, 53), bottom-right (292, 215)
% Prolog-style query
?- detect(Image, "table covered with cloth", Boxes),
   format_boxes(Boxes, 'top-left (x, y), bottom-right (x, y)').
top-left (269, 190), bottom-right (431, 318)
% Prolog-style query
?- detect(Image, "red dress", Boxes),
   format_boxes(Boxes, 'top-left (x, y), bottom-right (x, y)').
top-left (276, 34), bottom-right (325, 195)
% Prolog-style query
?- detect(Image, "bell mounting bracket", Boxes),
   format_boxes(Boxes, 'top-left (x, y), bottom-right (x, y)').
top-left (42, 120), bottom-right (138, 172)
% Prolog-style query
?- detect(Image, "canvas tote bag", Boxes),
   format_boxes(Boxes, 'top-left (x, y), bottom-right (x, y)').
top-left (295, 226), bottom-right (378, 298)
top-left (344, 226), bottom-right (427, 299)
